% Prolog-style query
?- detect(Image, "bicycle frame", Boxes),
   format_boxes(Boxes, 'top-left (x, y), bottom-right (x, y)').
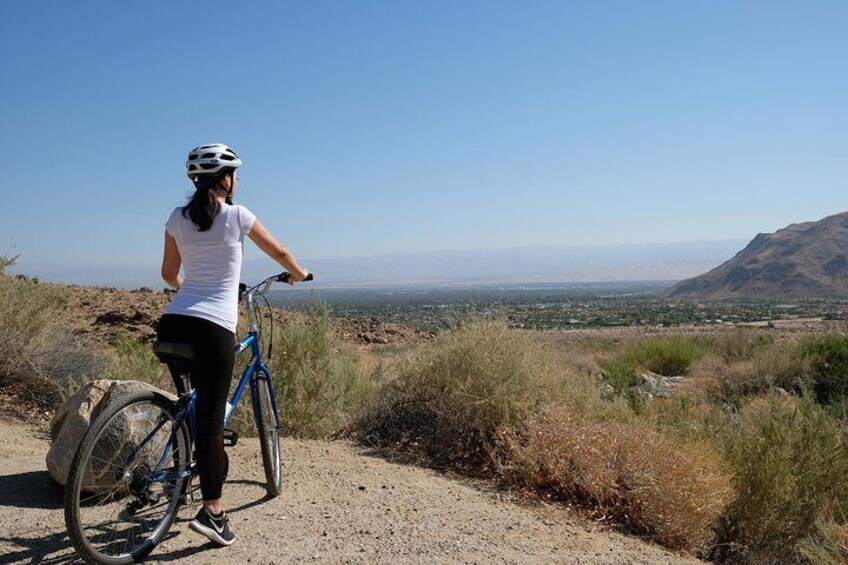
top-left (226, 330), bottom-right (280, 430)
top-left (133, 300), bottom-right (281, 481)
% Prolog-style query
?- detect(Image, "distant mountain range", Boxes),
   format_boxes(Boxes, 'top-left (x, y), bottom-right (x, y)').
top-left (665, 212), bottom-right (848, 299)
top-left (10, 240), bottom-right (745, 289)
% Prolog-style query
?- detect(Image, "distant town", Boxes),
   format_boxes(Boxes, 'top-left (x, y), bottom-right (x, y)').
top-left (271, 281), bottom-right (848, 330)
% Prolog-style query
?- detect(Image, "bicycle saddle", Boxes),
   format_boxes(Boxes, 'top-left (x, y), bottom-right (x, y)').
top-left (153, 341), bottom-right (196, 374)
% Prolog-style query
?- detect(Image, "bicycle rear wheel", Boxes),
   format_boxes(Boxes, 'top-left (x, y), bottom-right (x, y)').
top-left (254, 375), bottom-right (282, 496)
top-left (64, 390), bottom-right (190, 565)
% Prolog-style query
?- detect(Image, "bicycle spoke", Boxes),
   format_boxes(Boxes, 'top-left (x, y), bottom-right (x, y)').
top-left (67, 395), bottom-right (188, 563)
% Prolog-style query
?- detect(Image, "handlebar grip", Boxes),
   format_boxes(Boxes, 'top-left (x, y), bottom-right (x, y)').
top-left (276, 272), bottom-right (314, 283)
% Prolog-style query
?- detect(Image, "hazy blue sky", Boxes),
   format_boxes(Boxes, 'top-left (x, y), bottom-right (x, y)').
top-left (1, 1), bottom-right (846, 268)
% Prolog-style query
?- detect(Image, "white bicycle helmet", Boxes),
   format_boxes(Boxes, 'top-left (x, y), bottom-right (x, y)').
top-left (185, 143), bottom-right (243, 179)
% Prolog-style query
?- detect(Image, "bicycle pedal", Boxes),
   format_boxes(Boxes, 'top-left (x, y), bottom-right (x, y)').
top-left (223, 429), bottom-right (239, 447)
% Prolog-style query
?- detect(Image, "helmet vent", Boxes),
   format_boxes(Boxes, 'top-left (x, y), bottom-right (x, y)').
top-left (201, 152), bottom-right (216, 159)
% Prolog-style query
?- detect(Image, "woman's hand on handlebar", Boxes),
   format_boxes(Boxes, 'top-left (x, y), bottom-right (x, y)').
top-left (287, 268), bottom-right (309, 285)
top-left (275, 271), bottom-right (314, 285)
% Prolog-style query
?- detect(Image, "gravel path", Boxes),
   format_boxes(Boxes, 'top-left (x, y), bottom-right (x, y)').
top-left (0, 418), bottom-right (702, 564)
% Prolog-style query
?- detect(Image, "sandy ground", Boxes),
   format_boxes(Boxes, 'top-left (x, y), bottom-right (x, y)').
top-left (0, 418), bottom-right (703, 565)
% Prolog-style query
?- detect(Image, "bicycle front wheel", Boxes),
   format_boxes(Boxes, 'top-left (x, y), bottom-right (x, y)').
top-left (64, 390), bottom-right (190, 565)
top-left (254, 375), bottom-right (282, 496)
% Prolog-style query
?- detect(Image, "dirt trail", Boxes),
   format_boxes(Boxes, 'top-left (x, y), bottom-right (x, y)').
top-left (0, 418), bottom-right (702, 564)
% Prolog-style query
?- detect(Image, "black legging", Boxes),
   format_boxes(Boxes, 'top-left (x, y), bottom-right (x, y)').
top-left (157, 313), bottom-right (235, 501)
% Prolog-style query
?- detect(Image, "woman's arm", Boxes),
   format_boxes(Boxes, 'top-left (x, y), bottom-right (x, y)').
top-left (247, 220), bottom-right (309, 282)
top-left (161, 231), bottom-right (184, 289)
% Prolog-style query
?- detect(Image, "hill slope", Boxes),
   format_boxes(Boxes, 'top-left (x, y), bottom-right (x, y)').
top-left (664, 211), bottom-right (848, 299)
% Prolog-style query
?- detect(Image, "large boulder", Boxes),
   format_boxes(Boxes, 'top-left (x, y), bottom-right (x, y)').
top-left (47, 380), bottom-right (176, 486)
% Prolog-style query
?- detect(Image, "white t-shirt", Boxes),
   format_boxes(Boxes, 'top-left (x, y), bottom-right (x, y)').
top-left (164, 203), bottom-right (256, 332)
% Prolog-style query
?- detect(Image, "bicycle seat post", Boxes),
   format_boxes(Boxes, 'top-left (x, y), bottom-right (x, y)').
top-left (152, 341), bottom-right (197, 397)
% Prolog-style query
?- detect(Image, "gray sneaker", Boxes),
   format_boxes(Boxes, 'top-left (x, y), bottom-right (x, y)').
top-left (189, 507), bottom-right (235, 546)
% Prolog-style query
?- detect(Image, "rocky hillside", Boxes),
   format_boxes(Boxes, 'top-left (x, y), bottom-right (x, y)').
top-left (13, 277), bottom-right (434, 347)
top-left (664, 211), bottom-right (848, 299)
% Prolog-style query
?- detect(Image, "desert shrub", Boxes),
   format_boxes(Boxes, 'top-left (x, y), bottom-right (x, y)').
top-left (711, 329), bottom-right (775, 364)
top-left (0, 269), bottom-right (64, 382)
top-left (497, 408), bottom-right (733, 553)
top-left (29, 327), bottom-right (111, 403)
top-left (798, 515), bottom-right (848, 565)
top-left (689, 344), bottom-right (809, 407)
top-left (647, 396), bottom-right (727, 445)
top-left (712, 397), bottom-right (848, 563)
top-left (270, 307), bottom-right (373, 438)
top-left (355, 318), bottom-right (571, 473)
top-left (623, 336), bottom-right (704, 376)
top-left (751, 342), bottom-right (809, 394)
top-left (801, 333), bottom-right (848, 408)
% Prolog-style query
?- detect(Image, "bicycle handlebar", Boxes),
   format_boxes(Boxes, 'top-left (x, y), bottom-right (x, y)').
top-left (276, 272), bottom-right (314, 284)
top-left (239, 272), bottom-right (314, 301)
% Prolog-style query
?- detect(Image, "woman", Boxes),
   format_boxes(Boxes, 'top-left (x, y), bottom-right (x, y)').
top-left (158, 143), bottom-right (308, 546)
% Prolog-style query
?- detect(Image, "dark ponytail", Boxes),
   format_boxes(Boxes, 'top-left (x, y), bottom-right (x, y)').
top-left (182, 168), bottom-right (234, 232)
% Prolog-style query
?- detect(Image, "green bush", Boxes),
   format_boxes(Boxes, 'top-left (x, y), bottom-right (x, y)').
top-left (598, 357), bottom-right (638, 396)
top-left (711, 397), bottom-right (848, 563)
top-left (269, 307), bottom-right (373, 438)
top-left (801, 333), bottom-right (848, 408)
top-left (623, 336), bottom-right (704, 376)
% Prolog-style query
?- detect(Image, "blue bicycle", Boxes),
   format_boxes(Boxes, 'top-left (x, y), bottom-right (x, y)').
top-left (64, 272), bottom-right (312, 564)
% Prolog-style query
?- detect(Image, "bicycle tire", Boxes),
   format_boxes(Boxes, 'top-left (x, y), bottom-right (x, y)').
top-left (64, 390), bottom-right (190, 565)
top-left (254, 375), bottom-right (282, 496)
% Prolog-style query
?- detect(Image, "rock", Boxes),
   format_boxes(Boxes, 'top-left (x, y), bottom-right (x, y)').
top-left (633, 372), bottom-right (676, 399)
top-left (600, 383), bottom-right (616, 400)
top-left (46, 380), bottom-right (176, 487)
top-left (137, 287), bottom-right (154, 294)
top-left (371, 333), bottom-right (390, 345)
